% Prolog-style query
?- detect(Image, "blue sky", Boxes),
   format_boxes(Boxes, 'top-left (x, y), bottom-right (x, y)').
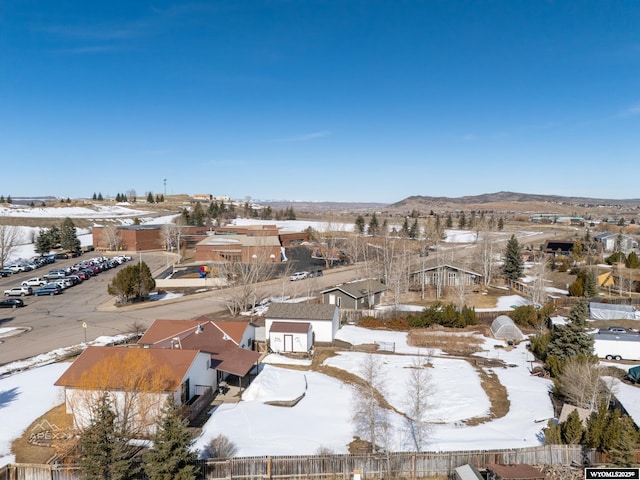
top-left (1, 1), bottom-right (639, 203)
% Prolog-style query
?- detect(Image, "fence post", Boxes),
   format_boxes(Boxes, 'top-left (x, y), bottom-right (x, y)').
top-left (267, 455), bottom-right (271, 480)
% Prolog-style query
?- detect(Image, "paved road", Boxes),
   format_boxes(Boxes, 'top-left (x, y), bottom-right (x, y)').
top-left (0, 253), bottom-right (360, 366)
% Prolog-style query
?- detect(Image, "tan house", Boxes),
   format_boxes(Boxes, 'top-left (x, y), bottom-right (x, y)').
top-left (54, 346), bottom-right (216, 434)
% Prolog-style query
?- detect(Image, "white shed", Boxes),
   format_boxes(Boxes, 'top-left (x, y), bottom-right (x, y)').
top-left (265, 303), bottom-right (340, 344)
top-left (269, 321), bottom-right (312, 353)
top-left (490, 315), bottom-right (525, 341)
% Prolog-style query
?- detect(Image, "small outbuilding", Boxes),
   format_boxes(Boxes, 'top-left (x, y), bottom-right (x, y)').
top-left (269, 321), bottom-right (312, 353)
top-left (485, 463), bottom-right (544, 480)
top-left (490, 315), bottom-right (525, 342)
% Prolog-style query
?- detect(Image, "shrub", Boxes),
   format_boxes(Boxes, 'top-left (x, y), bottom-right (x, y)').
top-left (201, 435), bottom-right (238, 459)
top-left (359, 316), bottom-right (385, 329)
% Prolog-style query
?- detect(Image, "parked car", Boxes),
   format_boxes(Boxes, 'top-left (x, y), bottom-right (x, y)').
top-left (7, 265), bottom-right (27, 273)
top-left (34, 284), bottom-right (63, 296)
top-left (601, 326), bottom-right (628, 334)
top-left (308, 269), bottom-right (324, 278)
top-left (290, 271), bottom-right (309, 281)
top-left (0, 298), bottom-right (25, 308)
top-left (43, 270), bottom-right (67, 280)
top-left (21, 277), bottom-right (48, 287)
top-left (4, 286), bottom-right (33, 297)
top-left (54, 253), bottom-right (69, 260)
top-left (0, 269), bottom-right (13, 277)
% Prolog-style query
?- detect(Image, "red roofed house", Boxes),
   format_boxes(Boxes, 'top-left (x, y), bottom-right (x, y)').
top-left (138, 318), bottom-right (260, 385)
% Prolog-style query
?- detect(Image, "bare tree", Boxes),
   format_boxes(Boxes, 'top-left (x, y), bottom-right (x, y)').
top-left (102, 225), bottom-right (124, 251)
top-left (160, 222), bottom-right (185, 253)
top-left (530, 252), bottom-right (548, 306)
top-left (404, 351), bottom-right (434, 451)
top-left (476, 229), bottom-right (497, 286)
top-left (351, 354), bottom-right (390, 452)
top-left (556, 357), bottom-right (613, 412)
top-left (218, 246), bottom-right (280, 316)
top-left (0, 224), bottom-right (20, 268)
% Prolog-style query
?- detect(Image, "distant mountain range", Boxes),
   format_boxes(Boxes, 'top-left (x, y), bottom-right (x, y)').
top-left (389, 191), bottom-right (640, 208)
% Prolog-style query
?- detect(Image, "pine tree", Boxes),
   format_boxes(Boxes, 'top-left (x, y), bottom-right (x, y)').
top-left (400, 218), bottom-right (410, 237)
top-left (503, 235), bottom-right (524, 281)
top-left (368, 213), bottom-right (379, 236)
top-left (458, 211), bottom-right (466, 229)
top-left (92, 192), bottom-right (97, 200)
top-left (98, 192), bottom-right (104, 201)
top-left (497, 217), bottom-right (504, 230)
top-left (35, 229), bottom-right (52, 255)
top-left (625, 251), bottom-right (640, 269)
top-left (409, 219), bottom-right (419, 239)
top-left (0, 195), bottom-right (4, 203)
top-left (568, 299), bottom-right (589, 327)
top-left (6, 195), bottom-right (12, 204)
top-left (191, 202), bottom-right (205, 226)
top-left (144, 399), bottom-right (198, 480)
top-left (60, 217), bottom-right (81, 252)
top-left (78, 394), bottom-right (138, 480)
top-left (355, 215), bottom-right (365, 234)
top-left (560, 409), bottom-right (584, 444)
top-left (446, 214), bottom-right (453, 228)
top-left (147, 192), bottom-right (155, 203)
top-left (544, 419), bottom-right (562, 444)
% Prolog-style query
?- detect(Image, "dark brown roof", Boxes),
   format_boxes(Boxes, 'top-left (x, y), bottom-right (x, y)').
top-left (266, 303), bottom-right (337, 321)
top-left (270, 321), bottom-right (311, 334)
top-left (486, 464), bottom-right (544, 480)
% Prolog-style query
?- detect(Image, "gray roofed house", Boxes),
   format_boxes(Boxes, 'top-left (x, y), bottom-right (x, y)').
top-left (265, 303), bottom-right (340, 344)
top-left (321, 279), bottom-right (387, 310)
top-left (409, 264), bottom-right (483, 288)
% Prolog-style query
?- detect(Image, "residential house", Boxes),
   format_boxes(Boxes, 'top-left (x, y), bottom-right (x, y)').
top-left (54, 346), bottom-right (216, 434)
top-left (593, 232), bottom-right (637, 253)
top-left (409, 264), bottom-right (483, 289)
top-left (265, 303), bottom-right (340, 345)
top-left (321, 279), bottom-right (387, 310)
top-left (138, 318), bottom-right (261, 384)
top-left (544, 240), bottom-right (579, 256)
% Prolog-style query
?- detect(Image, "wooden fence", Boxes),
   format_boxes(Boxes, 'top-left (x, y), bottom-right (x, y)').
top-left (0, 445), bottom-right (604, 480)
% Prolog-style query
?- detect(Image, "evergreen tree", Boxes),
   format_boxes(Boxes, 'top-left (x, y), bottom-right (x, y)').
top-left (560, 409), bottom-right (584, 444)
top-left (107, 262), bottom-right (156, 304)
top-left (97, 192), bottom-right (104, 201)
top-left (625, 251), bottom-right (639, 269)
top-left (133, 217), bottom-right (141, 225)
top-left (180, 208), bottom-right (190, 225)
top-left (458, 211), bottom-right (466, 229)
top-left (155, 194), bottom-right (161, 203)
top-left (35, 229), bottom-right (53, 255)
top-left (60, 217), bottom-right (81, 252)
top-left (445, 214), bottom-right (453, 228)
top-left (147, 192), bottom-right (155, 203)
top-left (29, 202), bottom-right (34, 207)
top-left (568, 299), bottom-right (589, 327)
top-left (77, 394), bottom-right (137, 480)
top-left (6, 195), bottom-right (11, 204)
top-left (503, 235), bottom-right (524, 281)
top-left (400, 218), bottom-right (410, 237)
top-left (368, 213), bottom-right (379, 236)
top-left (48, 225), bottom-right (61, 248)
top-left (191, 202), bottom-right (205, 226)
top-left (584, 403), bottom-right (609, 450)
top-left (544, 419), bottom-right (562, 444)
top-left (92, 192), bottom-right (97, 200)
top-left (354, 215), bottom-right (365, 234)
top-left (285, 206), bottom-right (296, 220)
top-left (409, 219), bottom-right (419, 239)
top-left (144, 399), bottom-right (198, 480)
top-left (497, 217), bottom-right (504, 230)
top-left (0, 195), bottom-right (4, 203)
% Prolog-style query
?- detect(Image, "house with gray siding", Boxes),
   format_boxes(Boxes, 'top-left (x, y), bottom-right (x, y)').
top-left (321, 279), bottom-right (387, 310)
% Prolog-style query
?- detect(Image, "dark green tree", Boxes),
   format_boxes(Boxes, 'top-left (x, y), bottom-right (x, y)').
top-left (368, 213), bottom-right (379, 236)
top-left (503, 235), bottom-right (524, 281)
top-left (144, 399), bottom-right (198, 480)
top-left (560, 409), bottom-right (584, 444)
top-left (497, 217), bottom-right (504, 230)
top-left (458, 211), bottom-right (466, 229)
top-left (35, 229), bottom-right (53, 255)
top-left (77, 394), bottom-right (138, 480)
top-left (625, 251), bottom-right (639, 269)
top-left (60, 217), bottom-right (81, 252)
top-left (6, 195), bottom-right (11, 204)
top-left (92, 192), bottom-right (97, 200)
top-left (544, 419), bottom-right (562, 445)
top-left (147, 192), bottom-right (155, 203)
top-left (409, 219), bottom-right (419, 239)
top-left (0, 195), bottom-right (4, 203)
top-left (445, 214), bottom-right (453, 228)
top-left (400, 218), bottom-right (410, 237)
top-left (107, 262), bottom-right (156, 304)
top-left (191, 202), bottom-right (205, 226)
top-left (97, 192), bottom-right (104, 201)
top-left (355, 215), bottom-right (365, 234)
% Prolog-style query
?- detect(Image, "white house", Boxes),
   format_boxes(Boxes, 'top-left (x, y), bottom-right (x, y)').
top-left (269, 321), bottom-right (313, 353)
top-left (265, 303), bottom-right (340, 344)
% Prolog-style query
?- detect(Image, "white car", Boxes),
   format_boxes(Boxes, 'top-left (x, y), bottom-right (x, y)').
top-left (21, 277), bottom-right (47, 287)
top-left (290, 272), bottom-right (309, 281)
top-left (4, 286), bottom-right (33, 297)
